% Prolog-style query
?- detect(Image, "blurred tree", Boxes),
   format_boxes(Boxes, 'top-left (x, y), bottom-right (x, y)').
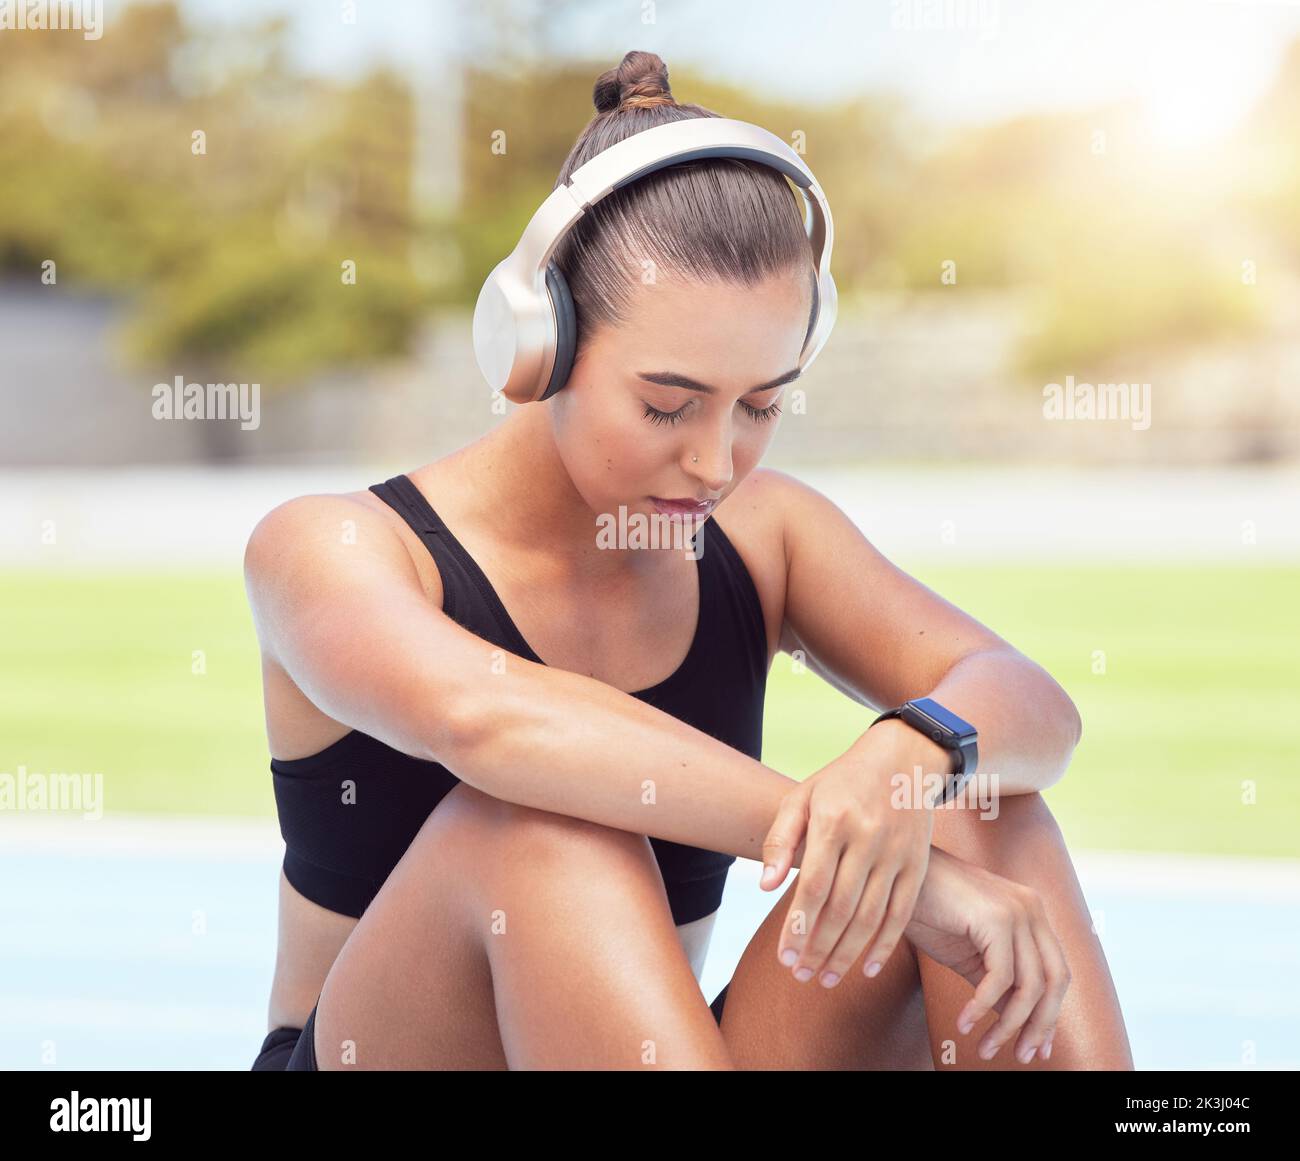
top-left (0, 1), bottom-right (432, 460)
top-left (3, 0), bottom-right (1294, 456)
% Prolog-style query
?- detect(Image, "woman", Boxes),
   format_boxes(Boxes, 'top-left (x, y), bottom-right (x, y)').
top-left (246, 51), bottom-right (1132, 1071)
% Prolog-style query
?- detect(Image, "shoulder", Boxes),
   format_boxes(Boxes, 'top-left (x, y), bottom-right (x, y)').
top-left (243, 488), bottom-right (443, 611)
top-left (740, 468), bottom-right (873, 565)
top-left (709, 468), bottom-right (804, 660)
top-left (244, 490), bottom-right (386, 572)
top-left (246, 488), bottom-right (373, 533)
top-left (716, 467), bottom-right (838, 563)
top-left (743, 466), bottom-right (839, 513)
top-left (715, 468), bottom-right (869, 657)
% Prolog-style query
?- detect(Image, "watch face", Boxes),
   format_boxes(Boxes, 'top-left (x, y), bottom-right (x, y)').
top-left (908, 697), bottom-right (977, 741)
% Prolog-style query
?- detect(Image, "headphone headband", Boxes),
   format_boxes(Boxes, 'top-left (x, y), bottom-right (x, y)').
top-left (473, 116), bottom-right (838, 404)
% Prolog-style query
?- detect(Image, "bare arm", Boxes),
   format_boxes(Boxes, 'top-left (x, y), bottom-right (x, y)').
top-left (461, 653), bottom-right (795, 861)
top-left (769, 468), bottom-right (1082, 795)
top-left (244, 492), bottom-right (796, 864)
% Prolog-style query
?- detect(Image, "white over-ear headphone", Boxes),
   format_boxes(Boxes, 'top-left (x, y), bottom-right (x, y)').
top-left (472, 116), bottom-right (837, 406)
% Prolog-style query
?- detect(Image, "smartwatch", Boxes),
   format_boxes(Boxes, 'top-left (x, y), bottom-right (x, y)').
top-left (870, 697), bottom-right (979, 806)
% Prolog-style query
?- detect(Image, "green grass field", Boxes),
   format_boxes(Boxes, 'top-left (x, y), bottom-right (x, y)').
top-left (2, 564), bottom-right (1296, 858)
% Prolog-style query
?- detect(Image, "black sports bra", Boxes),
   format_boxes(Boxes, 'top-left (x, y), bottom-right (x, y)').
top-left (269, 474), bottom-right (769, 926)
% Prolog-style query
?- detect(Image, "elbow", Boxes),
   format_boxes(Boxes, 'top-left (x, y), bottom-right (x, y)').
top-left (1027, 656), bottom-right (1082, 756)
top-left (1022, 669), bottom-right (1082, 793)
top-left (434, 686), bottom-right (484, 772)
top-left (434, 683), bottom-right (506, 798)
top-left (1047, 686), bottom-right (1083, 788)
top-left (425, 652), bottom-right (547, 801)
top-left (1063, 691), bottom-right (1083, 752)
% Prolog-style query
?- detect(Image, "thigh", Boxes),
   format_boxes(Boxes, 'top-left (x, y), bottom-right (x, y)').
top-left (714, 876), bottom-right (935, 1070)
top-left (312, 781), bottom-right (733, 1070)
top-left (471, 794), bottom-right (732, 1069)
top-left (716, 793), bottom-right (1132, 1070)
top-left (919, 792), bottom-right (1134, 1070)
top-left (310, 782), bottom-right (510, 1070)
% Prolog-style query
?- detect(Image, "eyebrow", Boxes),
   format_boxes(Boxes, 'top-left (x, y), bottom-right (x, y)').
top-left (636, 367), bottom-right (802, 396)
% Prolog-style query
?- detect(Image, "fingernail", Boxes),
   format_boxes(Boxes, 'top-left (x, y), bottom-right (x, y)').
top-left (820, 972), bottom-right (840, 988)
top-left (1020, 1045), bottom-right (1037, 1064)
top-left (958, 1018), bottom-right (974, 1035)
top-left (780, 948), bottom-right (797, 967)
top-left (1042, 1034), bottom-right (1053, 1060)
top-left (979, 1041), bottom-right (996, 1060)
top-left (794, 967), bottom-right (814, 982)
top-left (865, 961), bottom-right (882, 977)
top-left (761, 865), bottom-right (778, 887)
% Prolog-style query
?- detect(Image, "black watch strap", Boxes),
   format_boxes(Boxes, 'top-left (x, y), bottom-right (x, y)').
top-left (870, 698), bottom-right (978, 806)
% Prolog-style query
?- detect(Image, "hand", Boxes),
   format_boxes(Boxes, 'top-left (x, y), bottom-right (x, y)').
top-left (760, 720), bottom-right (945, 987)
top-left (904, 845), bottom-right (1071, 1063)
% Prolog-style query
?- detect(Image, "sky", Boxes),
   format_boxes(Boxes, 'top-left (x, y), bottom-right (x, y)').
top-left (169, 0), bottom-right (1300, 144)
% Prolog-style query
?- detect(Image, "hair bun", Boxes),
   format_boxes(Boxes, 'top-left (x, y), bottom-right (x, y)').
top-left (592, 50), bottom-right (674, 114)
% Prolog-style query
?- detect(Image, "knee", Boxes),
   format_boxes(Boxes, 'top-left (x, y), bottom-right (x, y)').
top-left (422, 780), bottom-right (651, 869)
top-left (499, 800), bottom-right (653, 873)
top-left (992, 790), bottom-right (1063, 840)
top-left (931, 789), bottom-right (1063, 861)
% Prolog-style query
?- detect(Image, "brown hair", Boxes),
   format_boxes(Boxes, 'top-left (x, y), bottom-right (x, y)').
top-left (552, 50), bottom-right (814, 363)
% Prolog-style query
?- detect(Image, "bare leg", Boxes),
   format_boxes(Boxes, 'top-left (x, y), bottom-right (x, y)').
top-left (714, 874), bottom-right (935, 1070)
top-left (920, 791), bottom-right (1135, 1070)
top-left (716, 792), bottom-right (1134, 1070)
top-left (311, 781), bottom-right (733, 1070)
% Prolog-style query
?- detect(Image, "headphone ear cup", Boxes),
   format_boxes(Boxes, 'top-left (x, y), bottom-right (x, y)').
top-left (540, 261), bottom-right (577, 401)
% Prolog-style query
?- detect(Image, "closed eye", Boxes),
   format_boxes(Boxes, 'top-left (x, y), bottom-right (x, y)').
top-left (740, 399), bottom-right (783, 423)
top-left (642, 397), bottom-right (784, 427)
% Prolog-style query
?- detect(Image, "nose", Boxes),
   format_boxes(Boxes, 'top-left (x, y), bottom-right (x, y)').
top-left (685, 424), bottom-right (734, 496)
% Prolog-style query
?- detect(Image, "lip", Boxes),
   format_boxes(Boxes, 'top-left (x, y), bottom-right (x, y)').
top-left (650, 496), bottom-right (717, 517)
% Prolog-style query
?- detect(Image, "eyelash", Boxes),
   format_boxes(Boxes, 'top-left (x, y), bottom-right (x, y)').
top-left (642, 399), bottom-right (783, 427)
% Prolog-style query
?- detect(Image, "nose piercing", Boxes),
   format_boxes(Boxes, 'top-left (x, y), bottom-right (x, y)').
top-left (692, 455), bottom-right (698, 463)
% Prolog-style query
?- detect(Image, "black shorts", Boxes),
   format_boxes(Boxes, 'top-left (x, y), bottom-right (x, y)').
top-left (250, 981), bottom-right (732, 1070)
